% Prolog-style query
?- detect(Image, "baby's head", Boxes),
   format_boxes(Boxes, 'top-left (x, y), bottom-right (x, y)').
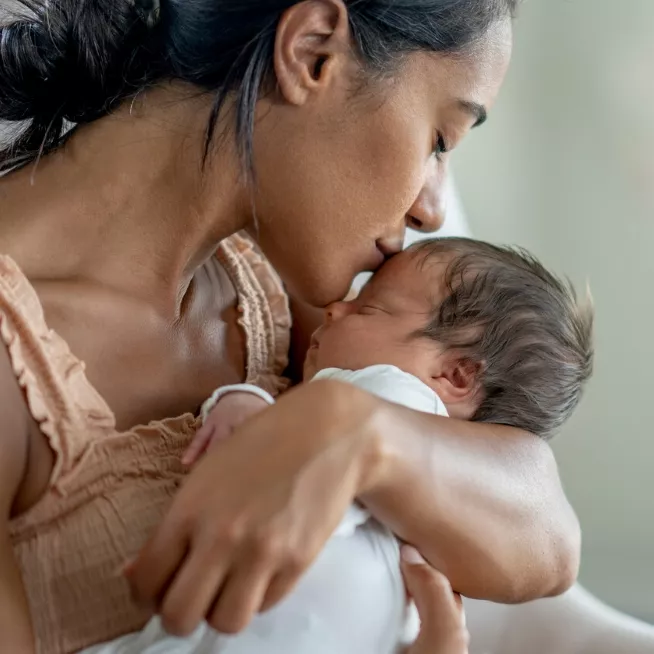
top-left (305, 237), bottom-right (594, 439)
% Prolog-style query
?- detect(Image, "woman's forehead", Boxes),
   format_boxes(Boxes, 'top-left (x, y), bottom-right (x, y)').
top-left (418, 19), bottom-right (513, 110)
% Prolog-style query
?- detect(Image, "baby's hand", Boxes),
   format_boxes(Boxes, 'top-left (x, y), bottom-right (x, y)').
top-left (401, 547), bottom-right (469, 654)
top-left (182, 392), bottom-right (270, 466)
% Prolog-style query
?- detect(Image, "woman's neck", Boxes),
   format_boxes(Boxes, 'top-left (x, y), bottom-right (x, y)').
top-left (0, 84), bottom-right (250, 314)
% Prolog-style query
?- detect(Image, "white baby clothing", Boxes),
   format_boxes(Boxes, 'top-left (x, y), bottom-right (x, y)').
top-left (83, 365), bottom-right (448, 654)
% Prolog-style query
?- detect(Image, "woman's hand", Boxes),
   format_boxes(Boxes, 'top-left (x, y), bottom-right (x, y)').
top-left (125, 380), bottom-right (381, 636)
top-left (401, 546), bottom-right (469, 654)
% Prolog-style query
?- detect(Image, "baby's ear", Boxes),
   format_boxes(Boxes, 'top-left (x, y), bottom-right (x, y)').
top-left (429, 355), bottom-right (482, 407)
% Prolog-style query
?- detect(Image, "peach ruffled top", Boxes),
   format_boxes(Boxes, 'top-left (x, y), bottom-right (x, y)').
top-left (2, 233), bottom-right (291, 654)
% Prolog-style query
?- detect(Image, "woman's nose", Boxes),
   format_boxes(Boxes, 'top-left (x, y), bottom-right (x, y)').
top-left (406, 158), bottom-right (447, 233)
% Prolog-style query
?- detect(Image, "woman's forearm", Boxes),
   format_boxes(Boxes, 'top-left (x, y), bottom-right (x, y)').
top-left (359, 400), bottom-right (581, 603)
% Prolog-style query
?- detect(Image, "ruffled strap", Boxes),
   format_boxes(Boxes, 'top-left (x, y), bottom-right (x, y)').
top-left (0, 256), bottom-right (116, 492)
top-left (217, 233), bottom-right (291, 397)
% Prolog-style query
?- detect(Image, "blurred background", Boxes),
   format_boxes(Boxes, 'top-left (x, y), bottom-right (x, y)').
top-left (452, 0), bottom-right (654, 623)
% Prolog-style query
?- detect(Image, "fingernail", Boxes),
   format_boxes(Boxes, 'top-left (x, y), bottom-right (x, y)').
top-left (401, 545), bottom-right (426, 565)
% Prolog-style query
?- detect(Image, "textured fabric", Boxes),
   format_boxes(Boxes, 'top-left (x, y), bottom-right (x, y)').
top-left (2, 232), bottom-right (292, 654)
top-left (312, 365), bottom-right (447, 416)
top-left (216, 233), bottom-right (290, 396)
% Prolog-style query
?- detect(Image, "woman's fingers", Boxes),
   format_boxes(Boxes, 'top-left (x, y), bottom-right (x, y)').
top-left (159, 546), bottom-right (231, 636)
top-left (208, 558), bottom-right (272, 634)
top-left (125, 521), bottom-right (189, 611)
top-left (259, 566), bottom-right (305, 613)
top-left (126, 382), bottom-right (371, 638)
top-left (401, 546), bottom-right (469, 654)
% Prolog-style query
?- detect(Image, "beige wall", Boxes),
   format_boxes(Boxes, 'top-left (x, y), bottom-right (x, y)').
top-left (454, 0), bottom-right (654, 621)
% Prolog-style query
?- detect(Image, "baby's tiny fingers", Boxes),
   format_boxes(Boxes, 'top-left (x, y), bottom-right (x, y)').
top-left (182, 424), bottom-right (215, 466)
top-left (401, 546), bottom-right (469, 654)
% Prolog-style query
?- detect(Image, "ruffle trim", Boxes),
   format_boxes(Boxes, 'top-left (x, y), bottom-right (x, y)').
top-left (216, 233), bottom-right (291, 397)
top-left (0, 256), bottom-right (115, 491)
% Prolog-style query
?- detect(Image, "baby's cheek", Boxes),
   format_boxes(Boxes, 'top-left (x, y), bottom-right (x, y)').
top-left (318, 335), bottom-right (376, 371)
top-left (303, 350), bottom-right (318, 381)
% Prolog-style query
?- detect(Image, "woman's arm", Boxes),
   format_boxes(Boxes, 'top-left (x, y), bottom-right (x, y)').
top-left (360, 401), bottom-right (580, 602)
top-left (127, 377), bottom-right (577, 636)
top-left (290, 296), bottom-right (580, 602)
top-left (0, 346), bottom-right (36, 652)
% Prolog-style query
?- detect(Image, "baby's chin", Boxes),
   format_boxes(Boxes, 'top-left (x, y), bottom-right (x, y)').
top-left (302, 354), bottom-right (318, 381)
top-left (303, 356), bottom-right (338, 382)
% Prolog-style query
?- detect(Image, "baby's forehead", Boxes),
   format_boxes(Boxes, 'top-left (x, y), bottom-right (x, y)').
top-left (365, 250), bottom-right (449, 306)
top-left (381, 248), bottom-right (451, 282)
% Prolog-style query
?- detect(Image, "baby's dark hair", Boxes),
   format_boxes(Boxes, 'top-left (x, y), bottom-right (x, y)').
top-left (411, 237), bottom-right (594, 439)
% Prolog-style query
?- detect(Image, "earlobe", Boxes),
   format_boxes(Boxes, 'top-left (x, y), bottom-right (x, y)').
top-left (430, 356), bottom-right (481, 405)
top-left (273, 0), bottom-right (350, 106)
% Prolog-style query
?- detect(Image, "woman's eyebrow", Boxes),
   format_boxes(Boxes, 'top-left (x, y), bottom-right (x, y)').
top-left (458, 100), bottom-right (488, 128)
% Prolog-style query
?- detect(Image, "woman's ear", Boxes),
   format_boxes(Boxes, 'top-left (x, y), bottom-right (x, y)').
top-left (430, 355), bottom-right (482, 407)
top-left (273, 0), bottom-right (350, 106)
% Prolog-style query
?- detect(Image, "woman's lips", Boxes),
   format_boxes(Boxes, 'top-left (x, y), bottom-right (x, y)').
top-left (367, 247), bottom-right (386, 271)
top-left (375, 239), bottom-right (403, 261)
top-left (362, 239), bottom-right (402, 273)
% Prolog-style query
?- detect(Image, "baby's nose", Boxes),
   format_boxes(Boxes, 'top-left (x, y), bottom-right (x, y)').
top-left (326, 301), bottom-right (348, 322)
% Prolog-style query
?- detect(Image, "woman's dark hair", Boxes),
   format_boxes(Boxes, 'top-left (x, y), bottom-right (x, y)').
top-left (0, 0), bottom-right (517, 174)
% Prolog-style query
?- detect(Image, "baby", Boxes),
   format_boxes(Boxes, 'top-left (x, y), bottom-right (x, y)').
top-left (193, 236), bottom-right (594, 452)
top-left (184, 237), bottom-right (592, 652)
top-left (92, 237), bottom-right (593, 654)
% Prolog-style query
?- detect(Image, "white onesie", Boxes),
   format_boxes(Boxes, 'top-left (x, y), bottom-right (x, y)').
top-left (84, 365), bottom-right (448, 654)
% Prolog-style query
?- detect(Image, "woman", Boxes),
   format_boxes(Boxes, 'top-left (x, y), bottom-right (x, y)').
top-left (0, 0), bottom-right (579, 652)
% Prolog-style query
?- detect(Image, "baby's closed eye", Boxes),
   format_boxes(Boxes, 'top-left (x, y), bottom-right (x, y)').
top-left (359, 305), bottom-right (389, 315)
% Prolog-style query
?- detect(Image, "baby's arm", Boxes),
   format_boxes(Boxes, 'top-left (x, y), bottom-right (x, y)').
top-left (182, 385), bottom-right (275, 466)
top-left (0, 346), bottom-right (36, 652)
